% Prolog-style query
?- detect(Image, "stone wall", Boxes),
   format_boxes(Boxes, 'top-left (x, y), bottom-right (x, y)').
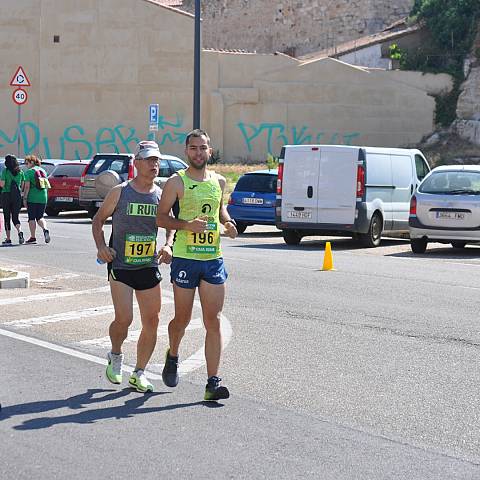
top-left (180, 0), bottom-right (414, 56)
top-left (455, 26), bottom-right (480, 145)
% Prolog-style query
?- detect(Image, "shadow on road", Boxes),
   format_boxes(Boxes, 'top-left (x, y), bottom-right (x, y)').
top-left (387, 244), bottom-right (480, 260)
top-left (1, 387), bottom-right (223, 430)
top-left (234, 237), bottom-right (409, 252)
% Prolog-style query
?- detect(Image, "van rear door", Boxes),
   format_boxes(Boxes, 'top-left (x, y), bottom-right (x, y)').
top-left (391, 154), bottom-right (414, 230)
top-left (317, 146), bottom-right (357, 224)
top-left (281, 146), bottom-right (320, 223)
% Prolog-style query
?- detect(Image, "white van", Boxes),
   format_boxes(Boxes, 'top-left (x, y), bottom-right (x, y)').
top-left (276, 145), bottom-right (430, 247)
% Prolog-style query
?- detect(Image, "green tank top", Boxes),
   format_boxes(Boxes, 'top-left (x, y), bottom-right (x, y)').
top-left (173, 169), bottom-right (222, 260)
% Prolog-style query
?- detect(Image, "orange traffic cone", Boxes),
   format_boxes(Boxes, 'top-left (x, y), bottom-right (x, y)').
top-left (321, 241), bottom-right (335, 271)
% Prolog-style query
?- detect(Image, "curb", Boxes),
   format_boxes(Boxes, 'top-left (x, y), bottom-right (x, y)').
top-left (0, 269), bottom-right (30, 289)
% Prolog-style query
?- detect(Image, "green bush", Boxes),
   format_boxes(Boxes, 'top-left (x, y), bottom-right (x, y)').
top-left (265, 153), bottom-right (279, 171)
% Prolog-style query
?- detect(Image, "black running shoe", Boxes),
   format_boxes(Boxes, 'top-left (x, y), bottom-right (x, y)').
top-left (162, 348), bottom-right (179, 387)
top-left (204, 376), bottom-right (230, 401)
top-left (18, 232), bottom-right (24, 245)
top-left (44, 229), bottom-right (51, 244)
top-left (25, 237), bottom-right (37, 244)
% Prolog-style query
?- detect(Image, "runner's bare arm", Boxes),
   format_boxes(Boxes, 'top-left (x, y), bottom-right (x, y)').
top-left (92, 185), bottom-right (122, 263)
top-left (217, 174), bottom-right (238, 239)
top-left (22, 181), bottom-right (30, 205)
top-left (156, 175), bottom-right (207, 233)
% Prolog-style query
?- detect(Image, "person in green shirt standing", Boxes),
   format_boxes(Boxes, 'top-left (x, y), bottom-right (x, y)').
top-left (0, 154), bottom-right (25, 245)
top-left (22, 155), bottom-right (51, 244)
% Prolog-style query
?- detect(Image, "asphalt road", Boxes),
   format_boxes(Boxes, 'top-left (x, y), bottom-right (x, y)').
top-left (1, 211), bottom-right (480, 479)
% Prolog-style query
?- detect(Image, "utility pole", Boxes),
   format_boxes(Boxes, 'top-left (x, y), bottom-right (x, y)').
top-left (193, 0), bottom-right (201, 129)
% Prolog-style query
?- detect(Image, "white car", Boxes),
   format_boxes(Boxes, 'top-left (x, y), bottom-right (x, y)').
top-left (409, 165), bottom-right (480, 253)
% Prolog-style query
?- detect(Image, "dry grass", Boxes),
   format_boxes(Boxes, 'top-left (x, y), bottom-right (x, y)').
top-left (0, 269), bottom-right (16, 279)
top-left (208, 163), bottom-right (266, 199)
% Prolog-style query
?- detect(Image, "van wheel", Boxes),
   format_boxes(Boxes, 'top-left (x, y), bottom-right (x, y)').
top-left (283, 229), bottom-right (302, 245)
top-left (235, 222), bottom-right (247, 234)
top-left (359, 213), bottom-right (382, 248)
top-left (451, 241), bottom-right (467, 249)
top-left (87, 207), bottom-right (98, 219)
top-left (411, 238), bottom-right (427, 254)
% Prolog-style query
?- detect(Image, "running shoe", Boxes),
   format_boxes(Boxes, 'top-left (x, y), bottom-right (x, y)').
top-left (162, 348), bottom-right (179, 387)
top-left (105, 352), bottom-right (123, 384)
top-left (18, 232), bottom-right (24, 244)
top-left (43, 229), bottom-right (51, 244)
top-left (2, 239), bottom-right (12, 246)
top-left (25, 237), bottom-right (37, 244)
top-left (204, 376), bottom-right (230, 401)
top-left (129, 369), bottom-right (154, 393)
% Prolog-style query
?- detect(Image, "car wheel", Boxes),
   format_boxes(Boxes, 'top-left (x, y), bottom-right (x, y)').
top-left (87, 206), bottom-right (99, 219)
top-left (45, 207), bottom-right (60, 217)
top-left (283, 229), bottom-right (302, 245)
top-left (359, 212), bottom-right (382, 248)
top-left (411, 238), bottom-right (427, 254)
top-left (235, 222), bottom-right (247, 234)
top-left (451, 241), bottom-right (467, 249)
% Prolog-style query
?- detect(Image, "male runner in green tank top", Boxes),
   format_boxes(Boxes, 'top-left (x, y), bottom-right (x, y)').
top-left (93, 140), bottom-right (174, 393)
top-left (156, 129), bottom-right (238, 400)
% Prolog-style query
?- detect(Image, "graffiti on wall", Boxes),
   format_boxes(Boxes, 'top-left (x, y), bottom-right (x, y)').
top-left (0, 115), bottom-right (362, 160)
top-left (237, 121), bottom-right (361, 154)
top-left (0, 113), bottom-right (189, 159)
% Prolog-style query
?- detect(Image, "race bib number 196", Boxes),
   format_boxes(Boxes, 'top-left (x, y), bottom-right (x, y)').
top-left (124, 233), bottom-right (156, 264)
top-left (187, 222), bottom-right (219, 254)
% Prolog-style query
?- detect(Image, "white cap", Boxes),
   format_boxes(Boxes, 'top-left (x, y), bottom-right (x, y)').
top-left (134, 140), bottom-right (161, 159)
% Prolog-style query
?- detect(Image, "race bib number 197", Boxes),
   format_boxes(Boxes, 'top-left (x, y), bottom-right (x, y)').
top-left (124, 233), bottom-right (156, 264)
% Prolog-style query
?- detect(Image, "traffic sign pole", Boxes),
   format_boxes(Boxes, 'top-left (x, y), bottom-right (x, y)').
top-left (17, 105), bottom-right (21, 157)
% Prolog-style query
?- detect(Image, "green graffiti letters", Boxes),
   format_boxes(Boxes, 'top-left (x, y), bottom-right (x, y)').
top-left (237, 122), bottom-right (361, 153)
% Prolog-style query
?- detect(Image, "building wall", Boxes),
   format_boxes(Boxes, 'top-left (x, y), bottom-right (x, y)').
top-left (180, 0), bottom-right (414, 56)
top-left (0, 0), bottom-right (451, 163)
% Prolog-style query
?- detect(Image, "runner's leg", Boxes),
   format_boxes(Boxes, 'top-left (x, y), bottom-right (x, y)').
top-left (168, 284), bottom-right (196, 356)
top-left (134, 283), bottom-right (161, 370)
top-left (109, 277), bottom-right (134, 353)
top-left (198, 281), bottom-right (225, 378)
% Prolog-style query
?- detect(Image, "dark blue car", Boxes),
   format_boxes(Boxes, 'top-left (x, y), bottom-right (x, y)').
top-left (227, 169), bottom-right (278, 233)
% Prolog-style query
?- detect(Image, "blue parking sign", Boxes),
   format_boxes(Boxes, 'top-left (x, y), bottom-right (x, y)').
top-left (149, 104), bottom-right (159, 131)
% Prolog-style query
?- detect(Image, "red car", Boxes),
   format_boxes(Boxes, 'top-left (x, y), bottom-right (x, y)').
top-left (46, 161), bottom-right (90, 216)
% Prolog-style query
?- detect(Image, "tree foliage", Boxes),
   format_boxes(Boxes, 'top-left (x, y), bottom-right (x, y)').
top-left (411, 0), bottom-right (480, 52)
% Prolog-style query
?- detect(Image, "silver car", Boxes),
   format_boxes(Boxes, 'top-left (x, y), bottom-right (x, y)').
top-left (409, 165), bottom-right (480, 253)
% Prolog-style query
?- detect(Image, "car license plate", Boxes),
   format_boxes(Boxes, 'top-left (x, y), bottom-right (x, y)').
top-left (287, 211), bottom-right (312, 219)
top-left (436, 211), bottom-right (465, 220)
top-left (56, 197), bottom-right (73, 202)
top-left (243, 198), bottom-right (264, 205)
top-left (95, 201), bottom-right (103, 207)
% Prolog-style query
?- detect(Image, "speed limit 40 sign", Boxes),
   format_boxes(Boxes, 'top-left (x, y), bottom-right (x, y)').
top-left (12, 88), bottom-right (28, 106)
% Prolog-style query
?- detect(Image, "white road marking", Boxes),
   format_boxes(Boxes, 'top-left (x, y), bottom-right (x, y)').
top-left (33, 273), bottom-right (80, 284)
top-left (0, 327), bottom-right (162, 380)
top-left (78, 318), bottom-right (203, 349)
top-left (4, 298), bottom-right (174, 328)
top-left (0, 286), bottom-right (110, 306)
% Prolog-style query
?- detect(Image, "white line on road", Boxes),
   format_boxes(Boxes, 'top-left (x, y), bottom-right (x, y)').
top-left (78, 318), bottom-right (203, 349)
top-left (4, 298), bottom-right (174, 328)
top-left (33, 272), bottom-right (81, 284)
top-left (0, 327), bottom-right (162, 380)
top-left (0, 311), bottom-right (233, 379)
top-left (0, 286), bottom-right (110, 306)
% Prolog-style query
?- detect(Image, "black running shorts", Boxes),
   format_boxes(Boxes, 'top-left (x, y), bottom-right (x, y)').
top-left (108, 267), bottom-right (162, 291)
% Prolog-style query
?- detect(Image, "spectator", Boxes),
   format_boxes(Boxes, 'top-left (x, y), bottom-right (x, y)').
top-left (0, 154), bottom-right (25, 245)
top-left (22, 155), bottom-right (50, 244)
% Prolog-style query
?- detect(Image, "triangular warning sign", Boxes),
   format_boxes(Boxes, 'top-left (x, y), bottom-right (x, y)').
top-left (10, 66), bottom-right (31, 87)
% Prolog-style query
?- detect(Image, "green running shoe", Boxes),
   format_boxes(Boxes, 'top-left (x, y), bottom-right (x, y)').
top-left (129, 369), bottom-right (154, 393)
top-left (204, 376), bottom-right (230, 401)
top-left (105, 352), bottom-right (123, 384)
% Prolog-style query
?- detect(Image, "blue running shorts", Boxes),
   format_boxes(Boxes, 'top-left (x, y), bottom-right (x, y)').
top-left (171, 257), bottom-right (228, 289)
